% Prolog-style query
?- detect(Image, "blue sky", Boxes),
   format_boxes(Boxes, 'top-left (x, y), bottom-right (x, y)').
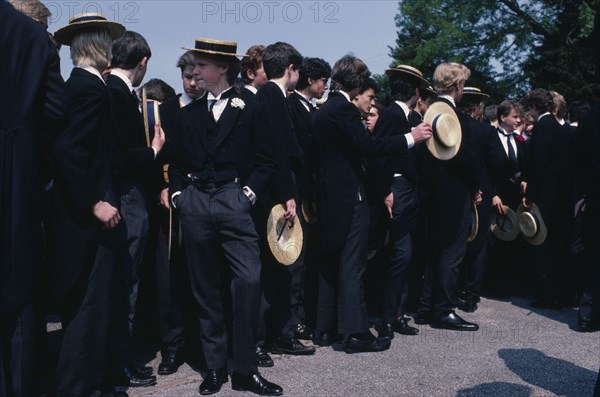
top-left (45, 0), bottom-right (400, 91)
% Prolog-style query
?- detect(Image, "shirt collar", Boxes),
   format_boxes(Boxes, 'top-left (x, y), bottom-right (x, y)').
top-left (245, 85), bottom-right (258, 94)
top-left (77, 65), bottom-right (105, 85)
top-left (439, 95), bottom-right (455, 107)
top-left (294, 90), bottom-right (312, 103)
top-left (394, 101), bottom-right (411, 121)
top-left (338, 90), bottom-right (351, 103)
top-left (207, 86), bottom-right (233, 102)
top-left (110, 69), bottom-right (133, 92)
top-left (180, 92), bottom-right (195, 107)
top-left (271, 81), bottom-right (287, 98)
top-left (538, 112), bottom-right (551, 121)
top-left (498, 126), bottom-right (516, 136)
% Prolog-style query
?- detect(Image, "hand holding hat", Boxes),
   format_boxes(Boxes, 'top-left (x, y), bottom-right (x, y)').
top-left (411, 122), bottom-right (433, 144)
top-left (267, 205), bottom-right (303, 266)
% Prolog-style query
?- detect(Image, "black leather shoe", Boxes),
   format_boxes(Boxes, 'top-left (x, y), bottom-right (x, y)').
top-left (231, 372), bottom-right (283, 396)
top-left (577, 318), bottom-right (599, 333)
top-left (130, 363), bottom-right (153, 377)
top-left (414, 312), bottom-right (432, 325)
top-left (377, 323), bottom-right (394, 340)
top-left (256, 345), bottom-right (274, 367)
top-left (294, 323), bottom-right (315, 340)
top-left (395, 317), bottom-right (419, 335)
top-left (270, 338), bottom-right (315, 355)
top-left (158, 350), bottom-right (184, 375)
top-left (344, 333), bottom-right (391, 353)
top-left (199, 368), bottom-right (228, 395)
top-left (530, 299), bottom-right (561, 310)
top-left (313, 330), bottom-right (338, 347)
top-left (113, 366), bottom-right (157, 387)
top-left (457, 299), bottom-right (478, 313)
top-left (431, 312), bottom-right (479, 331)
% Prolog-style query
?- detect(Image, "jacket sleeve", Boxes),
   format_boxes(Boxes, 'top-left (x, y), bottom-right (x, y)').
top-left (54, 83), bottom-right (106, 210)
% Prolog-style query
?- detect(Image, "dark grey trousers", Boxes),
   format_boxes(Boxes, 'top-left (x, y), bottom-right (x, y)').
top-left (179, 183), bottom-right (260, 375)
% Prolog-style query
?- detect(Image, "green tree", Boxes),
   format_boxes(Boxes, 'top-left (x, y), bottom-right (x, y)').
top-left (390, 0), bottom-right (600, 103)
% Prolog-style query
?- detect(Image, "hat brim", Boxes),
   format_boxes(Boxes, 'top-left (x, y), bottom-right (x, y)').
top-left (54, 20), bottom-right (125, 46)
top-left (181, 46), bottom-right (245, 59)
top-left (467, 202), bottom-right (479, 242)
top-left (490, 205), bottom-right (520, 241)
top-left (517, 203), bottom-right (548, 246)
top-left (424, 101), bottom-right (462, 160)
top-left (267, 205), bottom-right (303, 265)
top-left (386, 68), bottom-right (429, 88)
top-left (461, 91), bottom-right (490, 104)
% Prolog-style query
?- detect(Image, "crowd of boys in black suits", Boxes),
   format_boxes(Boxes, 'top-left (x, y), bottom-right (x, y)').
top-left (2, 2), bottom-right (600, 396)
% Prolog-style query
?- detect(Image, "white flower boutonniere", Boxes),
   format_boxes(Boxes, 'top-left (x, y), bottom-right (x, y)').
top-left (231, 97), bottom-right (245, 109)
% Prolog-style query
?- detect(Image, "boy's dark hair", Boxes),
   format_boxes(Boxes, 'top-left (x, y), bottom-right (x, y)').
top-left (262, 42), bottom-right (303, 80)
top-left (388, 74), bottom-right (418, 103)
top-left (458, 101), bottom-right (481, 115)
top-left (483, 104), bottom-right (498, 123)
top-left (296, 57), bottom-right (331, 90)
top-left (176, 51), bottom-right (196, 74)
top-left (111, 31), bottom-right (151, 69)
top-left (371, 101), bottom-right (385, 114)
top-left (497, 100), bottom-right (519, 121)
top-left (141, 78), bottom-right (176, 103)
top-left (568, 100), bottom-right (590, 123)
top-left (331, 54), bottom-right (370, 92)
top-left (359, 77), bottom-right (379, 95)
top-left (241, 44), bottom-right (265, 84)
top-left (524, 88), bottom-right (553, 114)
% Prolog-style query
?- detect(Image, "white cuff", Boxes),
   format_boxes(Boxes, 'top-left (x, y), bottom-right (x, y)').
top-left (404, 132), bottom-right (415, 149)
top-left (171, 191), bottom-right (181, 208)
top-left (242, 186), bottom-right (257, 205)
top-left (152, 147), bottom-right (157, 160)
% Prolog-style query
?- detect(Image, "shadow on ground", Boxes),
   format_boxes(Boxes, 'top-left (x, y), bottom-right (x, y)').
top-left (456, 381), bottom-right (532, 397)
top-left (498, 348), bottom-right (597, 397)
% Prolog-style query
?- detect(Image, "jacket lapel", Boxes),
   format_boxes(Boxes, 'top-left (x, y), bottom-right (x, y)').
top-left (189, 96), bottom-right (208, 150)
top-left (212, 94), bottom-right (242, 150)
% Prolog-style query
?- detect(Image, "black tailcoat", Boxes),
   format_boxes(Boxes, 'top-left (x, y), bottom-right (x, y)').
top-left (52, 68), bottom-right (121, 299)
top-left (0, 2), bottom-right (66, 317)
top-left (0, 3), bottom-right (66, 395)
top-left (313, 92), bottom-right (409, 254)
top-left (107, 74), bottom-right (154, 187)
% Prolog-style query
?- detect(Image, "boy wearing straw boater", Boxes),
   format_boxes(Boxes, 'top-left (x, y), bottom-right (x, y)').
top-left (52, 12), bottom-right (130, 397)
top-left (370, 65), bottom-right (431, 339)
top-left (169, 38), bottom-right (281, 396)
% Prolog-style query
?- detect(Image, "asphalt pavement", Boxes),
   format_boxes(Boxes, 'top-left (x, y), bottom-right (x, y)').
top-left (128, 296), bottom-right (599, 397)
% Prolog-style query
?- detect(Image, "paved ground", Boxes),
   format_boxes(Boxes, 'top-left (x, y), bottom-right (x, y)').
top-left (128, 296), bottom-right (599, 397)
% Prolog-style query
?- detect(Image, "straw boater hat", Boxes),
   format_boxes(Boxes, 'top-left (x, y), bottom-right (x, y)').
top-left (467, 202), bottom-right (479, 242)
top-left (517, 203), bottom-right (548, 246)
top-left (182, 38), bottom-right (245, 60)
top-left (490, 205), bottom-right (520, 241)
top-left (267, 205), bottom-right (303, 266)
top-left (54, 13), bottom-right (125, 46)
top-left (386, 64), bottom-right (429, 87)
top-left (461, 87), bottom-right (490, 102)
top-left (423, 85), bottom-right (438, 97)
top-left (423, 101), bottom-right (462, 160)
